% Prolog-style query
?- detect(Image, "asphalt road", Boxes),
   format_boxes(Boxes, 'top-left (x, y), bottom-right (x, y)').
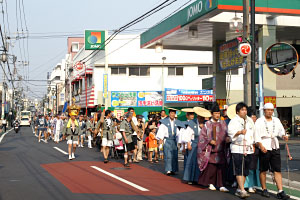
top-left (0, 127), bottom-right (283, 200)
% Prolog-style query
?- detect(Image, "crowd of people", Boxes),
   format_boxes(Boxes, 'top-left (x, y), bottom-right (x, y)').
top-left (32, 102), bottom-right (290, 199)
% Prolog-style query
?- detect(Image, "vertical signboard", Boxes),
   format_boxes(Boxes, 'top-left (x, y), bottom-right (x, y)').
top-left (103, 74), bottom-right (108, 99)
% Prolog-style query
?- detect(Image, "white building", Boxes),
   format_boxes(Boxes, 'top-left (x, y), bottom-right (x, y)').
top-left (68, 34), bottom-right (242, 116)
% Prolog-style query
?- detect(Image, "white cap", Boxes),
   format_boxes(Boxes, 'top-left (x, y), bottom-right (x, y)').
top-left (264, 103), bottom-right (274, 110)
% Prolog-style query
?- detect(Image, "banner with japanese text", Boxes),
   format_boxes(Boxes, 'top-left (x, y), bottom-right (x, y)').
top-left (111, 91), bottom-right (163, 107)
top-left (165, 88), bottom-right (214, 103)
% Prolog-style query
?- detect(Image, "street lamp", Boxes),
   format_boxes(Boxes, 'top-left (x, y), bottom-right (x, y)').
top-left (229, 12), bottom-right (243, 32)
top-left (155, 43), bottom-right (163, 53)
top-left (1, 53), bottom-right (7, 63)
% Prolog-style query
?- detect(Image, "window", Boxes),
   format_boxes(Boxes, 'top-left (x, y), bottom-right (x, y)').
top-left (168, 67), bottom-right (183, 76)
top-left (111, 67), bottom-right (126, 75)
top-left (198, 66), bottom-right (212, 75)
top-left (71, 42), bottom-right (79, 53)
top-left (129, 66), bottom-right (150, 76)
top-left (86, 74), bottom-right (93, 87)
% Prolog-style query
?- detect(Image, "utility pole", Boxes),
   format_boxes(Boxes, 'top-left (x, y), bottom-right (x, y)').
top-left (2, 68), bottom-right (5, 119)
top-left (162, 57), bottom-right (166, 110)
top-left (250, 0), bottom-right (256, 114)
top-left (243, 0), bottom-right (251, 106)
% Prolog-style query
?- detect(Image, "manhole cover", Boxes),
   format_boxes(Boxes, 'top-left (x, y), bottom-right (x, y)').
top-left (110, 167), bottom-right (131, 170)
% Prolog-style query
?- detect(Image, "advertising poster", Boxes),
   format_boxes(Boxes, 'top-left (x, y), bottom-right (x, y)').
top-left (165, 88), bottom-right (214, 103)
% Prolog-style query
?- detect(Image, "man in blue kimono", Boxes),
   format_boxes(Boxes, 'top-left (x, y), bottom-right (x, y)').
top-left (157, 108), bottom-right (185, 175)
top-left (181, 107), bottom-right (210, 184)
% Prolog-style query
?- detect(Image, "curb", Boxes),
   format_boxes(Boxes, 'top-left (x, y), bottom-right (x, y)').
top-left (267, 174), bottom-right (300, 191)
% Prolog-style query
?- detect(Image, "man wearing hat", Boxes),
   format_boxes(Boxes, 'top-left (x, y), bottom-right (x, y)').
top-left (181, 107), bottom-right (210, 184)
top-left (198, 103), bottom-right (230, 192)
top-left (156, 108), bottom-right (185, 175)
top-left (63, 104), bottom-right (80, 160)
top-left (254, 103), bottom-right (290, 199)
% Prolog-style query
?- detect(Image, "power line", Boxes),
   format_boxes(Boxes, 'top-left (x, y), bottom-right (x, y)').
top-left (80, 0), bottom-right (177, 64)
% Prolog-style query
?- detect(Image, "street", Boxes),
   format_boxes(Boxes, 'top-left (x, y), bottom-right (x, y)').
top-left (0, 126), bottom-right (289, 200)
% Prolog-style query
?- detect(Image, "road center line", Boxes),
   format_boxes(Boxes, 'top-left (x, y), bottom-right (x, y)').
top-left (91, 166), bottom-right (149, 192)
top-left (53, 147), bottom-right (68, 155)
top-left (0, 128), bottom-right (14, 143)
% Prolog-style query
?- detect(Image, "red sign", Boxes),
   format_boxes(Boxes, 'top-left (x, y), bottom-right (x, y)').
top-left (166, 95), bottom-right (214, 102)
top-left (239, 43), bottom-right (252, 57)
top-left (264, 96), bottom-right (276, 108)
top-left (74, 62), bottom-right (84, 70)
top-left (138, 100), bottom-right (163, 107)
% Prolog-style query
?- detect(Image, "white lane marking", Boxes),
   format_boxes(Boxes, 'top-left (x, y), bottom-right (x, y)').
top-left (266, 186), bottom-right (300, 200)
top-left (53, 147), bottom-right (68, 155)
top-left (0, 128), bottom-right (14, 143)
top-left (91, 166), bottom-right (149, 192)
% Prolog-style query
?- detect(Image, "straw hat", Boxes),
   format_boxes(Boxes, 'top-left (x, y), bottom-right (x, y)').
top-left (181, 108), bottom-right (194, 113)
top-left (227, 104), bottom-right (237, 119)
top-left (193, 107), bottom-right (212, 118)
top-left (165, 107), bottom-right (179, 111)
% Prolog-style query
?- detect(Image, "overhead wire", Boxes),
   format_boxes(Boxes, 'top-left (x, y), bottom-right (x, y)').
top-left (79, 0), bottom-right (177, 64)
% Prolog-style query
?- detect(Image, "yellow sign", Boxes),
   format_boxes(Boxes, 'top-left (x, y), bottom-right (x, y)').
top-left (103, 74), bottom-right (108, 99)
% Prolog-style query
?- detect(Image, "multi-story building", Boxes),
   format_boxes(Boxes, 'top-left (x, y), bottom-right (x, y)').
top-left (67, 34), bottom-right (242, 118)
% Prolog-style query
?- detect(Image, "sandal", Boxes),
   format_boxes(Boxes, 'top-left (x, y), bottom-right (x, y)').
top-left (154, 160), bottom-right (159, 163)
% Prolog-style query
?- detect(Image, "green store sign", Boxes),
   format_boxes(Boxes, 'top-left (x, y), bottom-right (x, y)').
top-left (85, 30), bottom-right (105, 50)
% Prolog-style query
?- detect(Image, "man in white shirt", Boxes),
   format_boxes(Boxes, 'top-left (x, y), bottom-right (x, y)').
top-left (228, 102), bottom-right (255, 199)
top-left (255, 103), bottom-right (289, 199)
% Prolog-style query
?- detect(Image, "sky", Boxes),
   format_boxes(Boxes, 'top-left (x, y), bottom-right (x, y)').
top-left (2, 0), bottom-right (194, 100)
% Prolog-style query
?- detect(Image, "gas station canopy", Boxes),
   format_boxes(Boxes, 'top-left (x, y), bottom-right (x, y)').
top-left (141, 0), bottom-right (300, 51)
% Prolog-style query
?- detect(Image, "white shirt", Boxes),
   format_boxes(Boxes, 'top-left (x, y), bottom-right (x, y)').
top-left (255, 116), bottom-right (285, 150)
top-left (228, 115), bottom-right (255, 154)
top-left (132, 116), bottom-right (138, 135)
top-left (156, 119), bottom-right (183, 142)
top-left (55, 119), bottom-right (63, 132)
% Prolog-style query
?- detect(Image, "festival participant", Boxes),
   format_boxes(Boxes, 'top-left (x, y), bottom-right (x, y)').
top-left (228, 102), bottom-right (255, 198)
top-left (127, 107), bottom-right (139, 163)
top-left (120, 112), bottom-right (135, 167)
top-left (63, 99), bottom-right (81, 160)
top-left (181, 107), bottom-right (210, 185)
top-left (148, 125), bottom-right (158, 163)
top-left (255, 103), bottom-right (290, 199)
top-left (244, 111), bottom-right (261, 193)
top-left (136, 115), bottom-right (145, 161)
top-left (156, 108), bottom-right (185, 175)
top-left (86, 116), bottom-right (95, 149)
top-left (198, 104), bottom-right (230, 192)
top-left (100, 110), bottom-right (114, 163)
top-left (54, 114), bottom-right (63, 143)
top-left (78, 114), bottom-right (86, 147)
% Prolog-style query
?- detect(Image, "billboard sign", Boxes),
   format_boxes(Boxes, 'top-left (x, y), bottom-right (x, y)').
top-left (165, 88), bottom-right (214, 103)
top-left (218, 38), bottom-right (244, 71)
